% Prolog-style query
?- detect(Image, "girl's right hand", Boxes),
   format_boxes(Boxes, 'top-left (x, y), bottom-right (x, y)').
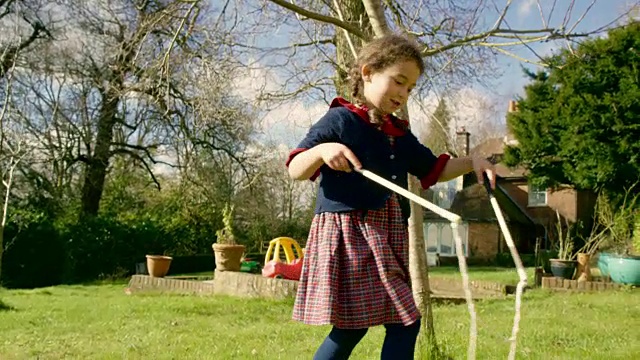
top-left (316, 143), bottom-right (362, 172)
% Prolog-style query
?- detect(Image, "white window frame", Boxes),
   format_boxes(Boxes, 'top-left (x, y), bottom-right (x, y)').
top-left (528, 183), bottom-right (548, 207)
top-left (423, 222), bottom-right (469, 257)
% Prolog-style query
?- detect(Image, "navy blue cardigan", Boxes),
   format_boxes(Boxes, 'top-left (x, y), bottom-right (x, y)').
top-left (286, 98), bottom-right (450, 221)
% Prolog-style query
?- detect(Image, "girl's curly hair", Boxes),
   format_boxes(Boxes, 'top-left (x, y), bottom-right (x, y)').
top-left (348, 34), bottom-right (424, 128)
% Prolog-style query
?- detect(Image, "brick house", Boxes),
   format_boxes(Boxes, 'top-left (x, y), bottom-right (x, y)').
top-left (422, 101), bottom-right (597, 264)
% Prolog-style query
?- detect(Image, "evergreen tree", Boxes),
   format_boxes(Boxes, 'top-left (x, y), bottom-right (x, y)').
top-left (504, 22), bottom-right (640, 197)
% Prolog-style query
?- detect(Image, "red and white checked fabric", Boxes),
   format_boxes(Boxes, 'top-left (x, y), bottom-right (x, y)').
top-left (292, 194), bottom-right (420, 329)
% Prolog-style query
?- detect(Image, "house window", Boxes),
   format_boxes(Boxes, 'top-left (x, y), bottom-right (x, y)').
top-left (424, 222), bottom-right (468, 257)
top-left (528, 184), bottom-right (547, 206)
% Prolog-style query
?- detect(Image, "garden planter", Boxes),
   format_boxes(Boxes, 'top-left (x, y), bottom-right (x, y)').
top-left (212, 243), bottom-right (246, 272)
top-left (576, 253), bottom-right (591, 282)
top-left (146, 255), bottom-right (173, 277)
top-left (597, 252), bottom-right (611, 278)
top-left (549, 259), bottom-right (577, 279)
top-left (607, 254), bottom-right (640, 286)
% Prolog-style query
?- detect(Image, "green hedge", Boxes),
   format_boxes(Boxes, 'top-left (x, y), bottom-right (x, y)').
top-left (1, 210), bottom-right (310, 288)
top-left (1, 211), bottom-right (65, 288)
top-left (0, 211), bottom-right (217, 288)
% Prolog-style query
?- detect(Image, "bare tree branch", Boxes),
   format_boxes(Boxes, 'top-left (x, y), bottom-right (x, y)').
top-left (362, 0), bottom-right (389, 36)
top-left (0, 0), bottom-right (53, 79)
top-left (267, 0), bottom-right (368, 39)
top-left (110, 147), bottom-right (162, 190)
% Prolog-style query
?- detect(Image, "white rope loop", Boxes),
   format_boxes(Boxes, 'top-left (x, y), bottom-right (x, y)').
top-left (451, 221), bottom-right (477, 360)
top-left (355, 170), bottom-right (461, 223)
top-left (357, 169), bottom-right (527, 360)
top-left (487, 195), bottom-right (527, 360)
top-left (356, 169), bottom-right (478, 358)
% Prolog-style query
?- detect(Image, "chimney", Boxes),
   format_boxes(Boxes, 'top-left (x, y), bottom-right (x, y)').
top-left (504, 100), bottom-right (519, 146)
top-left (456, 126), bottom-right (470, 156)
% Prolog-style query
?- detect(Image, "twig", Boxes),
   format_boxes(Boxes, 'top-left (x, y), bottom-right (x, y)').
top-left (568, 0), bottom-right (597, 35)
top-left (491, 47), bottom-right (550, 67)
top-left (492, 0), bottom-right (513, 30)
top-left (2, 152), bottom-right (25, 228)
top-left (536, 0), bottom-right (547, 28)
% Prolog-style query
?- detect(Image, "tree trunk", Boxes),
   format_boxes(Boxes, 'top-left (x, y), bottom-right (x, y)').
top-left (80, 93), bottom-right (119, 218)
top-left (0, 154), bottom-right (20, 285)
top-left (333, 0), bottom-right (372, 98)
top-left (408, 177), bottom-right (437, 335)
top-left (0, 228), bottom-right (4, 284)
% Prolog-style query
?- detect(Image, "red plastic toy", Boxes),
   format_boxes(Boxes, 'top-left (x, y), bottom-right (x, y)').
top-left (261, 258), bottom-right (304, 280)
top-left (261, 237), bottom-right (305, 280)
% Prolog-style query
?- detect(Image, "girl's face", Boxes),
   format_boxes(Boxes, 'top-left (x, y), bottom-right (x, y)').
top-left (361, 59), bottom-right (420, 115)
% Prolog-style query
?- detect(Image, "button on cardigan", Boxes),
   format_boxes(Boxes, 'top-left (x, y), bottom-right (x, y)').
top-left (286, 97), bottom-right (450, 221)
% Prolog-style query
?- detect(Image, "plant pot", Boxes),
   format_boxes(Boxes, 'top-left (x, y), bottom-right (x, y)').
top-left (146, 255), bottom-right (173, 277)
top-left (607, 254), bottom-right (640, 286)
top-left (598, 252), bottom-right (611, 278)
top-left (212, 243), bottom-right (246, 272)
top-left (549, 259), bottom-right (577, 279)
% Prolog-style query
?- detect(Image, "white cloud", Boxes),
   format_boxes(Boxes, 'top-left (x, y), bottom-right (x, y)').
top-left (257, 100), bottom-right (328, 148)
top-left (408, 87), bottom-right (507, 149)
top-left (231, 66), bottom-right (508, 154)
top-left (406, 93), bottom-right (438, 137)
top-left (517, 0), bottom-right (537, 18)
top-left (232, 64), bottom-right (282, 103)
top-left (231, 64), bottom-right (330, 149)
top-left (152, 145), bottom-right (178, 176)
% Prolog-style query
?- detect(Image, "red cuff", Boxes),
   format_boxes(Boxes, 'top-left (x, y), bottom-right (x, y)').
top-left (419, 154), bottom-right (451, 189)
top-left (285, 148), bottom-right (321, 181)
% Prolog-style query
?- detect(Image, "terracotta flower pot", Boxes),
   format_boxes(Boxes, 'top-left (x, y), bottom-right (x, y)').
top-left (146, 255), bottom-right (173, 277)
top-left (212, 243), bottom-right (246, 272)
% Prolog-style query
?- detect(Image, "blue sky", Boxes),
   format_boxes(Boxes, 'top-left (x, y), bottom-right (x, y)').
top-left (249, 0), bottom-right (632, 95)
top-left (225, 1), bottom-right (636, 148)
top-left (492, 0), bottom-right (634, 98)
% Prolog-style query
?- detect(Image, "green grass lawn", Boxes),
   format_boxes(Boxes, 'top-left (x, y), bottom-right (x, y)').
top-left (1, 279), bottom-right (638, 360)
top-left (427, 266), bottom-right (536, 285)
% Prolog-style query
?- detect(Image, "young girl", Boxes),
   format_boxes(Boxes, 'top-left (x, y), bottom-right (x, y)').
top-left (286, 34), bottom-right (495, 360)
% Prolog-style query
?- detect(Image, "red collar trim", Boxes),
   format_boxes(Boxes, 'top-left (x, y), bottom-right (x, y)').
top-left (330, 97), bottom-right (408, 136)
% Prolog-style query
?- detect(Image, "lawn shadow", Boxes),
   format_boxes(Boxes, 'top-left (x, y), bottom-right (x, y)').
top-left (438, 287), bottom-right (547, 310)
top-left (448, 266), bottom-right (526, 273)
top-left (0, 298), bottom-right (16, 311)
top-left (78, 278), bottom-right (131, 286)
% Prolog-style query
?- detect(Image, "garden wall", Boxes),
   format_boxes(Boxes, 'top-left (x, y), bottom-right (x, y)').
top-left (541, 277), bottom-right (623, 291)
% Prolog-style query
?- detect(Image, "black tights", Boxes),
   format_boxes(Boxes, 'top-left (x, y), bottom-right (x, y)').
top-left (313, 319), bottom-right (421, 360)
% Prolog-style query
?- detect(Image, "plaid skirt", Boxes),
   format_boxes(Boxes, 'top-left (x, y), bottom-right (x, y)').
top-left (292, 194), bottom-right (420, 329)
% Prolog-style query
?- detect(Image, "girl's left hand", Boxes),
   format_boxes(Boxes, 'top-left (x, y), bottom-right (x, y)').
top-left (471, 157), bottom-right (496, 189)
